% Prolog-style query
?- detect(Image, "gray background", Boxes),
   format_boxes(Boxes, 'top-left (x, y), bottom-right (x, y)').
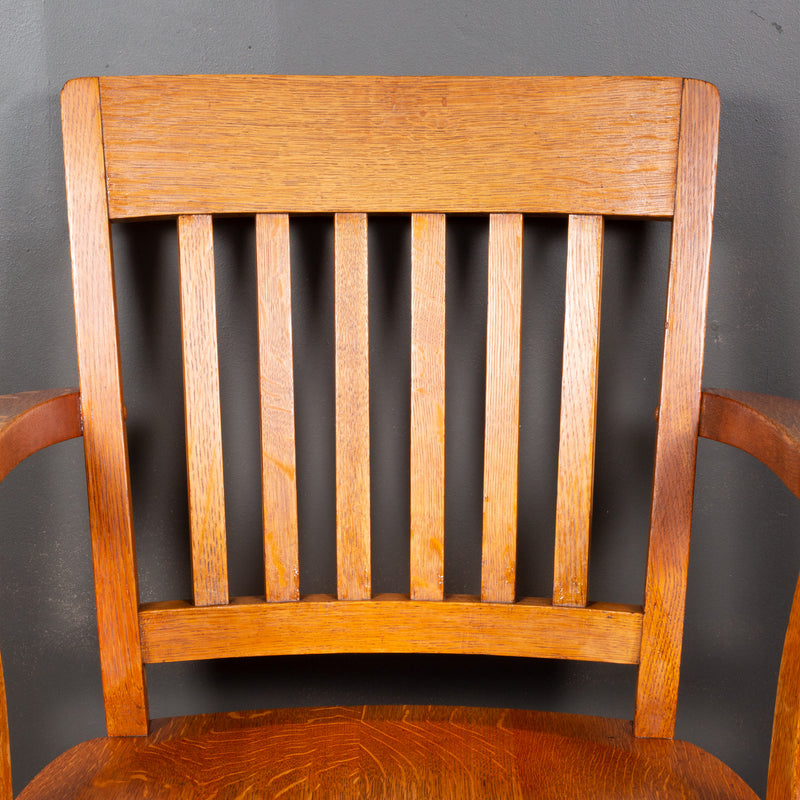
top-left (2, 1), bottom-right (800, 795)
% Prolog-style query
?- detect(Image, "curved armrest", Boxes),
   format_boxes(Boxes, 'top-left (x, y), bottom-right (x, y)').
top-left (0, 651), bottom-right (10, 800)
top-left (699, 389), bottom-right (800, 798)
top-left (0, 388), bottom-right (82, 483)
top-left (0, 389), bottom-right (81, 797)
top-left (699, 388), bottom-right (800, 500)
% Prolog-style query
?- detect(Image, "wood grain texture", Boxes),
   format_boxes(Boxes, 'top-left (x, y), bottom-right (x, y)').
top-left (0, 653), bottom-right (10, 800)
top-left (553, 215), bottom-right (604, 608)
top-left (97, 76), bottom-right (683, 218)
top-left (410, 213), bottom-right (446, 600)
top-left (17, 706), bottom-right (757, 800)
top-left (697, 389), bottom-right (800, 798)
top-left (0, 388), bottom-right (82, 482)
top-left (139, 595), bottom-right (642, 664)
top-left (335, 213), bottom-right (371, 600)
top-left (635, 79), bottom-right (720, 739)
top-left (178, 215), bottom-right (229, 607)
top-left (257, 214), bottom-right (300, 602)
top-left (481, 214), bottom-right (523, 603)
top-left (767, 571), bottom-right (800, 800)
top-left (700, 389), bottom-right (800, 500)
top-left (61, 76), bottom-right (149, 736)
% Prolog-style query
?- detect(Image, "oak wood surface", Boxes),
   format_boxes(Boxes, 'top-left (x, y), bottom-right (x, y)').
top-left (334, 213), bottom-right (371, 600)
top-left (44, 73), bottom-right (747, 798)
top-left (257, 213), bottom-right (300, 602)
top-left (635, 78), bottom-right (719, 739)
top-left (0, 653), bottom-right (10, 800)
top-left (697, 389), bottom-right (800, 799)
top-left (95, 75), bottom-right (683, 218)
top-left (553, 215), bottom-right (604, 608)
top-left (0, 388), bottom-right (81, 482)
top-left (410, 213), bottom-right (446, 600)
top-left (138, 595), bottom-right (643, 664)
top-left (17, 706), bottom-right (758, 800)
top-left (700, 389), bottom-right (800, 500)
top-left (481, 214), bottom-right (523, 603)
top-left (177, 215), bottom-right (229, 607)
top-left (61, 75), bottom-right (148, 736)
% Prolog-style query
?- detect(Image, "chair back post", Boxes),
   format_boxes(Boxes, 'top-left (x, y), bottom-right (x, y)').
top-left (61, 77), bottom-right (148, 736)
top-left (634, 78), bottom-right (720, 739)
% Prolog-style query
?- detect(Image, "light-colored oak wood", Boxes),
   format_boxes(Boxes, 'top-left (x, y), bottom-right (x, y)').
top-left (553, 215), bottom-right (604, 608)
top-left (481, 213), bottom-right (523, 603)
top-left (178, 214), bottom-right (229, 607)
top-left (410, 213), bottom-right (446, 601)
top-left (335, 213), bottom-right (371, 600)
top-left (41, 73), bottom-right (756, 799)
top-left (256, 214), bottom-right (300, 602)
top-left (0, 653), bottom-right (10, 800)
top-left (60, 76), bottom-right (148, 736)
top-left (635, 78), bottom-right (720, 739)
top-left (96, 76), bottom-right (683, 218)
top-left (16, 706), bottom-right (758, 800)
top-left (139, 596), bottom-right (643, 664)
top-left (0, 389), bottom-right (82, 482)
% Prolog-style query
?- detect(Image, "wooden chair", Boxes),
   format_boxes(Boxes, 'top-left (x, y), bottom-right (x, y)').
top-left (2, 74), bottom-right (799, 798)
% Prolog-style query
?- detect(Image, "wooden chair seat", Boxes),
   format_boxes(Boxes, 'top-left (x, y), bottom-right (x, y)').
top-left (17, 705), bottom-right (757, 800)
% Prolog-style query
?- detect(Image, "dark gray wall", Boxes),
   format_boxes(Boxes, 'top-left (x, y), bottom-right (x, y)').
top-left (2, 1), bottom-right (800, 795)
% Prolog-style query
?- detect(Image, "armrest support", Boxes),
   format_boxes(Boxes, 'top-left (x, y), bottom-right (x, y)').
top-left (0, 388), bottom-right (82, 483)
top-left (699, 389), bottom-right (800, 798)
top-left (0, 388), bottom-right (82, 798)
top-left (0, 651), bottom-right (10, 800)
top-left (699, 388), bottom-right (800, 500)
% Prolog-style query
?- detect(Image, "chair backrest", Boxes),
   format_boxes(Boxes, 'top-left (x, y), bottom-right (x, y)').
top-left (60, 75), bottom-right (719, 741)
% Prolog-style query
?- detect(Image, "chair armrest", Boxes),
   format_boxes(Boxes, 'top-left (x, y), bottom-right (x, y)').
top-left (0, 651), bottom-right (10, 800)
top-left (699, 389), bottom-right (800, 798)
top-left (0, 388), bottom-right (82, 483)
top-left (699, 388), bottom-right (800, 500)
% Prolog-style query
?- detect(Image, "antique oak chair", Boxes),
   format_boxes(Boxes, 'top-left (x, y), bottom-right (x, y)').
top-left (2, 75), bottom-right (800, 798)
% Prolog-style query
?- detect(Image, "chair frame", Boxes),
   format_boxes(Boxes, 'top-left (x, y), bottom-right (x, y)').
top-left (2, 74), bottom-right (800, 798)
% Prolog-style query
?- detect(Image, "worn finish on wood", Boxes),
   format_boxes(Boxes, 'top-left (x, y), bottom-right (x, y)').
top-left (139, 596), bottom-right (643, 664)
top-left (17, 706), bottom-right (758, 800)
top-left (335, 213), bottom-right (371, 600)
top-left (700, 389), bottom-right (800, 501)
top-left (553, 215), bottom-right (604, 608)
top-left (635, 79), bottom-right (720, 739)
top-left (481, 214), bottom-right (523, 604)
top-left (96, 75), bottom-right (683, 218)
top-left (177, 215), bottom-right (229, 607)
top-left (0, 653), bottom-right (10, 800)
top-left (410, 213), bottom-right (446, 601)
top-left (60, 76), bottom-right (148, 736)
top-left (29, 73), bottom-right (762, 798)
top-left (0, 388), bottom-right (81, 482)
top-left (257, 214), bottom-right (300, 602)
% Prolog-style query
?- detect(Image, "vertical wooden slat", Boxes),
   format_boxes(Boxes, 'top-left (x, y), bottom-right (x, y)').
top-left (410, 213), bottom-right (446, 600)
top-left (257, 214), bottom-right (300, 602)
top-left (61, 77), bottom-right (148, 735)
top-left (553, 214), bottom-right (605, 608)
top-left (635, 79), bottom-right (720, 739)
top-left (178, 214), bottom-right (229, 607)
top-left (481, 213), bottom-right (523, 603)
top-left (335, 213), bottom-right (371, 600)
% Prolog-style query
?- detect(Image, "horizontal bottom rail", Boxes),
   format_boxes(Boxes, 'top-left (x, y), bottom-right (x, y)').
top-left (139, 594), bottom-right (642, 665)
